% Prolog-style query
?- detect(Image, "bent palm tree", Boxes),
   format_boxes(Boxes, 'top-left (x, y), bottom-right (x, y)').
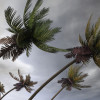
top-left (51, 66), bottom-right (91, 100)
top-left (0, 0), bottom-right (67, 61)
top-left (28, 16), bottom-right (100, 100)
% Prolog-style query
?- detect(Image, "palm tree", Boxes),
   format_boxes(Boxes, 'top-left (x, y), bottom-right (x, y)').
top-left (51, 66), bottom-right (91, 100)
top-left (0, 0), bottom-right (67, 61)
top-left (65, 15), bottom-right (100, 66)
top-left (28, 16), bottom-right (100, 100)
top-left (1, 69), bottom-right (37, 99)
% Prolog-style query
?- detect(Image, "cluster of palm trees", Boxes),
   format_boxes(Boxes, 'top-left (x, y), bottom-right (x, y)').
top-left (0, 0), bottom-right (100, 100)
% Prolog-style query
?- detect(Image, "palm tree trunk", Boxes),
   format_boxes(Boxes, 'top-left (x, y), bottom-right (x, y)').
top-left (51, 86), bottom-right (65, 100)
top-left (28, 59), bottom-right (76, 100)
top-left (0, 87), bottom-right (16, 100)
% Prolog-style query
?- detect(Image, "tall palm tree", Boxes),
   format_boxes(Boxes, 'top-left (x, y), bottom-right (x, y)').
top-left (0, 0), bottom-right (67, 61)
top-left (28, 16), bottom-right (100, 100)
top-left (51, 66), bottom-right (91, 100)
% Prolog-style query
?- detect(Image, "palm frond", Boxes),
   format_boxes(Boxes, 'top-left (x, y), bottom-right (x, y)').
top-left (25, 42), bottom-right (32, 57)
top-left (74, 74), bottom-right (88, 83)
top-left (88, 35), bottom-right (95, 50)
top-left (0, 43), bottom-right (24, 61)
top-left (9, 72), bottom-right (19, 81)
top-left (5, 6), bottom-right (23, 33)
top-left (41, 27), bottom-right (61, 43)
top-left (68, 66), bottom-right (80, 80)
top-left (35, 7), bottom-right (49, 21)
top-left (0, 36), bottom-right (13, 44)
top-left (73, 83), bottom-right (91, 90)
top-left (72, 84), bottom-right (82, 90)
top-left (95, 40), bottom-right (100, 52)
top-left (33, 19), bottom-right (61, 43)
top-left (68, 66), bottom-right (88, 83)
top-left (93, 55), bottom-right (100, 68)
top-left (94, 17), bottom-right (100, 36)
top-left (23, 0), bottom-right (32, 27)
top-left (35, 42), bottom-right (67, 53)
top-left (79, 34), bottom-right (86, 46)
top-left (33, 19), bottom-right (53, 40)
top-left (28, 0), bottom-right (43, 29)
top-left (85, 15), bottom-right (92, 41)
top-left (18, 69), bottom-right (24, 82)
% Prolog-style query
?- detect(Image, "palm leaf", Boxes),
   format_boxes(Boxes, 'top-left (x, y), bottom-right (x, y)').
top-left (33, 19), bottom-right (61, 43)
top-left (68, 66), bottom-right (81, 80)
top-left (25, 42), bottom-right (32, 57)
top-left (68, 66), bottom-right (75, 79)
top-left (88, 35), bottom-right (95, 50)
top-left (28, 0), bottom-right (43, 29)
top-left (40, 27), bottom-right (61, 43)
top-left (35, 42), bottom-right (67, 53)
top-left (9, 72), bottom-right (20, 81)
top-left (79, 34), bottom-right (86, 46)
top-left (35, 7), bottom-right (49, 21)
top-left (95, 41), bottom-right (100, 52)
top-left (0, 43), bottom-right (24, 61)
top-left (34, 19), bottom-right (61, 43)
top-left (33, 19), bottom-right (53, 40)
top-left (18, 69), bottom-right (24, 82)
top-left (5, 7), bottom-right (23, 34)
top-left (23, 0), bottom-right (32, 27)
top-left (93, 55), bottom-right (100, 68)
top-left (73, 83), bottom-right (90, 90)
top-left (0, 36), bottom-right (13, 44)
top-left (85, 15), bottom-right (92, 41)
top-left (94, 17), bottom-right (100, 36)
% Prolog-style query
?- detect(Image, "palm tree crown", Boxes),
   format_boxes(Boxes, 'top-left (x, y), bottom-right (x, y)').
top-left (9, 69), bottom-right (37, 93)
top-left (0, 0), bottom-right (67, 61)
top-left (51, 66), bottom-right (90, 100)
top-left (65, 16), bottom-right (100, 67)
top-left (58, 66), bottom-right (91, 90)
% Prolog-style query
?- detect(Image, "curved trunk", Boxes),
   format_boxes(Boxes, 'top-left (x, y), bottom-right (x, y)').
top-left (28, 59), bottom-right (76, 100)
top-left (0, 87), bottom-right (16, 99)
top-left (51, 86), bottom-right (65, 100)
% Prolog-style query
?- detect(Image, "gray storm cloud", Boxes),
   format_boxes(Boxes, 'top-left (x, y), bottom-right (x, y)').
top-left (0, 0), bottom-right (100, 100)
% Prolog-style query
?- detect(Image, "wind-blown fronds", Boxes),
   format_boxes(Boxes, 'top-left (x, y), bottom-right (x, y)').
top-left (85, 15), bottom-right (92, 42)
top-left (5, 7), bottom-right (23, 34)
top-left (52, 66), bottom-right (90, 100)
top-left (0, 43), bottom-right (24, 61)
top-left (9, 69), bottom-right (37, 93)
top-left (23, 0), bottom-right (32, 27)
top-left (0, 36), bottom-right (13, 44)
top-left (28, 0), bottom-right (43, 29)
top-left (35, 42), bottom-right (67, 53)
top-left (0, 0), bottom-right (68, 61)
top-left (58, 66), bottom-right (91, 91)
top-left (65, 16), bottom-right (100, 68)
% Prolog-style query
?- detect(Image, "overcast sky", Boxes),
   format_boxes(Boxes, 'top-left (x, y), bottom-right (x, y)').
top-left (0, 0), bottom-right (100, 100)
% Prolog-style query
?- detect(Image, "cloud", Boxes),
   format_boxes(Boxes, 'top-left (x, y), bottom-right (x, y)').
top-left (0, 0), bottom-right (100, 100)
